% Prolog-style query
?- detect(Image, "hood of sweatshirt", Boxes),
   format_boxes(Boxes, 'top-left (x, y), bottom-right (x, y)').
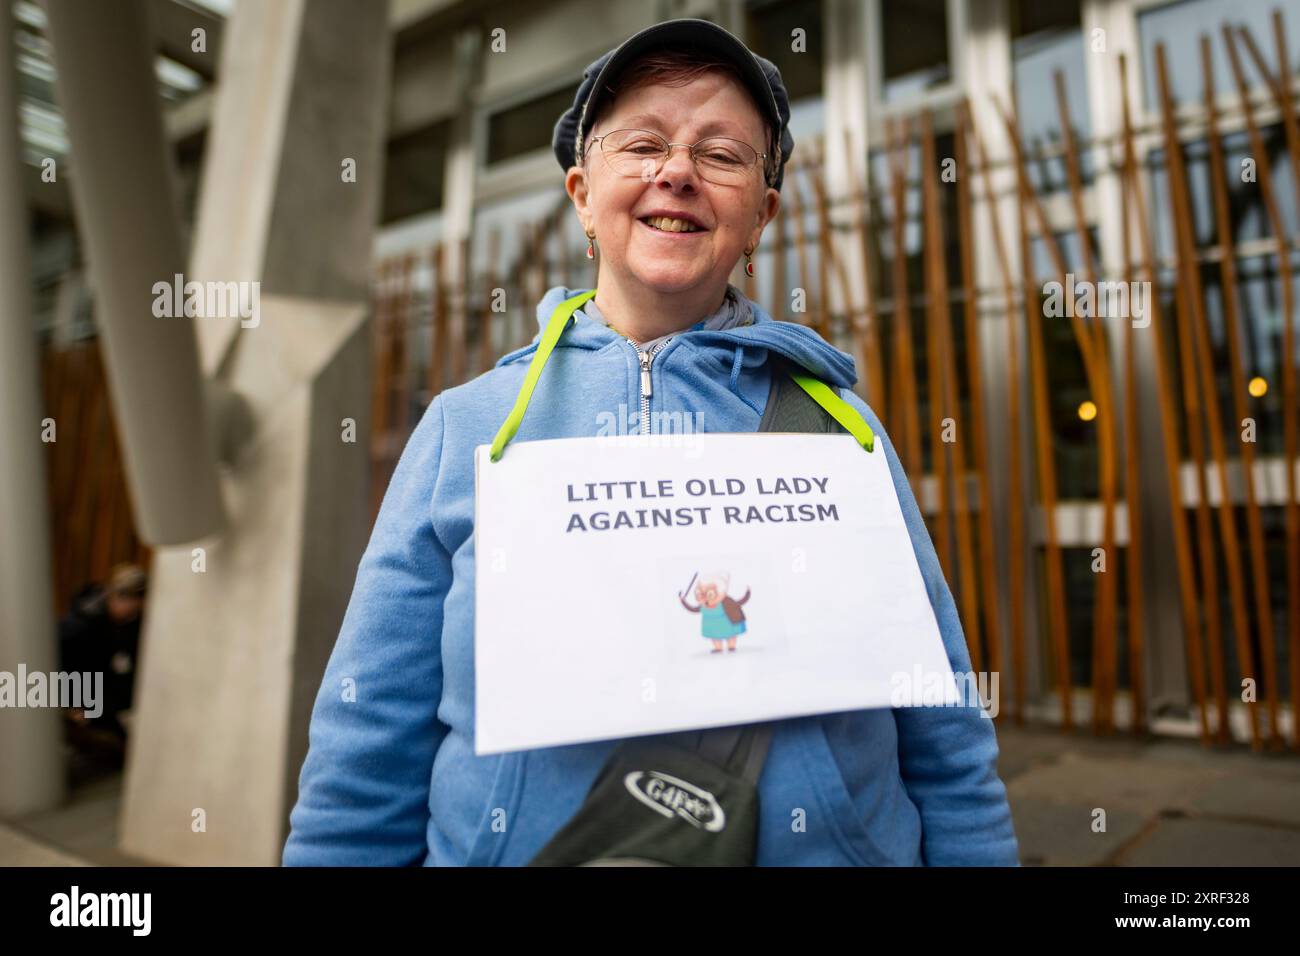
top-left (495, 285), bottom-right (858, 390)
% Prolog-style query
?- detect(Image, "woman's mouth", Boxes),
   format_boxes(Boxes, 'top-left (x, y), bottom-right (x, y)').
top-left (638, 215), bottom-right (707, 236)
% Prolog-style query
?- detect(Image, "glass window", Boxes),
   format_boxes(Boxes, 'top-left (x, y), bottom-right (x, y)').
top-left (881, 0), bottom-right (950, 103)
top-left (382, 120), bottom-right (451, 224)
top-left (1011, 0), bottom-right (1089, 189)
top-left (1137, 0), bottom-right (1300, 114)
top-left (485, 83), bottom-right (580, 166)
top-left (745, 0), bottom-right (824, 102)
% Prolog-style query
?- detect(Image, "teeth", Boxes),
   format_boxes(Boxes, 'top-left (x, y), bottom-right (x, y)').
top-left (644, 216), bottom-right (700, 233)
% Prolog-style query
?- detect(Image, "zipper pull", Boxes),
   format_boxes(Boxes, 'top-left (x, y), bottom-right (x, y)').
top-left (640, 351), bottom-right (652, 398)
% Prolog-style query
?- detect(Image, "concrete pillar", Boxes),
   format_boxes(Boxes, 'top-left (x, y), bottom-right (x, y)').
top-left (43, 0), bottom-right (227, 546)
top-left (115, 0), bottom-right (391, 865)
top-left (0, 0), bottom-right (64, 817)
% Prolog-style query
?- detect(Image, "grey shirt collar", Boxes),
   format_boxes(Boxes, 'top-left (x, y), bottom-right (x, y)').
top-left (582, 284), bottom-right (754, 351)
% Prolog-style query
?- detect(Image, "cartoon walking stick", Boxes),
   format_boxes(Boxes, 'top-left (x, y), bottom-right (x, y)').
top-left (678, 571), bottom-right (698, 599)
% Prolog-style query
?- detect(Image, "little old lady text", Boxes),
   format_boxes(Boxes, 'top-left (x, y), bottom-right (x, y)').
top-left (564, 475), bottom-right (839, 533)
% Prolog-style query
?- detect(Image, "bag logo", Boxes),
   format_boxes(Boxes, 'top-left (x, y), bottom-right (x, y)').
top-left (623, 770), bottom-right (726, 832)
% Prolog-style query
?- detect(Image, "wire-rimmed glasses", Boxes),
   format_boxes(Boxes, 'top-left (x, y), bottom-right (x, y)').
top-left (587, 128), bottom-right (770, 187)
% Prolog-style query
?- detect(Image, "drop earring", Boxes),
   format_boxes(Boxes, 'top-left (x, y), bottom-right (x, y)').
top-left (585, 228), bottom-right (596, 260)
top-left (744, 246), bottom-right (755, 277)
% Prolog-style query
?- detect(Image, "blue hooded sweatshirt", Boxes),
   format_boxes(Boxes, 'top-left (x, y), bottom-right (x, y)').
top-left (282, 285), bottom-right (1020, 867)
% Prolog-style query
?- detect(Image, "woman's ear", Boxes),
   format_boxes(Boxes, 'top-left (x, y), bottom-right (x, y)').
top-left (748, 186), bottom-right (781, 252)
top-left (566, 166), bottom-right (592, 225)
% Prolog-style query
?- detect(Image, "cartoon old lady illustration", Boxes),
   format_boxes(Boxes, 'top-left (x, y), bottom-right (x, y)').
top-left (679, 571), bottom-right (751, 653)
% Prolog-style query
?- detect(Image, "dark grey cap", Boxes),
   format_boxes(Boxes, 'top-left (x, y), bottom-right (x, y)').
top-left (552, 18), bottom-right (795, 191)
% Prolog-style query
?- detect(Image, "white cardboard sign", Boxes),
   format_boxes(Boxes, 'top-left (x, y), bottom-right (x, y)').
top-left (473, 433), bottom-right (959, 754)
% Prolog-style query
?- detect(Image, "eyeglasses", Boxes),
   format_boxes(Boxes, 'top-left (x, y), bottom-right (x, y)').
top-left (586, 128), bottom-right (770, 187)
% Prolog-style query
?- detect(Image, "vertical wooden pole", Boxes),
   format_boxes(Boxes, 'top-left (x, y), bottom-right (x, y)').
top-left (788, 157), bottom-right (814, 329)
top-left (1201, 34), bottom-right (1280, 747)
top-left (555, 207), bottom-right (572, 290)
top-left (1116, 56), bottom-right (1148, 736)
top-left (1051, 71), bottom-right (1123, 733)
top-left (1232, 13), bottom-right (1294, 749)
top-left (969, 107), bottom-right (1027, 721)
top-left (1222, 25), bottom-right (1300, 748)
top-left (451, 235), bottom-right (471, 387)
top-left (809, 137), bottom-right (834, 342)
top-left (369, 257), bottom-right (395, 524)
top-left (480, 227), bottom-right (502, 376)
top-left (956, 101), bottom-right (1004, 684)
top-left (771, 193), bottom-right (788, 322)
top-left (887, 117), bottom-right (923, 492)
top-left (1117, 53), bottom-right (1211, 745)
top-left (921, 109), bottom-right (982, 670)
top-left (810, 135), bottom-right (859, 356)
top-left (844, 127), bottom-right (887, 419)
top-left (428, 242), bottom-right (447, 398)
top-left (918, 112), bottom-right (954, 587)
top-left (1156, 42), bottom-right (1247, 746)
top-left (394, 254), bottom-right (414, 441)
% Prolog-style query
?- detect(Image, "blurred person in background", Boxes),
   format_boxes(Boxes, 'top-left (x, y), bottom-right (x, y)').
top-left (57, 562), bottom-right (148, 751)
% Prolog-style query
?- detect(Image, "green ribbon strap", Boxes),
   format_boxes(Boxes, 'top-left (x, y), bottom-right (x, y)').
top-left (787, 372), bottom-right (876, 452)
top-left (489, 289), bottom-right (596, 462)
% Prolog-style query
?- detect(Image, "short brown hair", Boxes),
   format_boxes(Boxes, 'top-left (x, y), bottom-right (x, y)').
top-left (583, 48), bottom-right (777, 187)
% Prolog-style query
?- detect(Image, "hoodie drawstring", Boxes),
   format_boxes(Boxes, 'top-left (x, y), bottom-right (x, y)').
top-left (730, 345), bottom-right (762, 415)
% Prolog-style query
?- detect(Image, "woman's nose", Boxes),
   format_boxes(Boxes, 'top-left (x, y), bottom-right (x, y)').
top-left (655, 144), bottom-right (700, 190)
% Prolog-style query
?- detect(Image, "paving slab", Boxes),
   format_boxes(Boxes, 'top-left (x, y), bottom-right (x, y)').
top-left (1118, 817), bottom-right (1300, 867)
top-left (1006, 796), bottom-right (1148, 866)
top-left (1187, 775), bottom-right (1300, 828)
top-left (1005, 750), bottom-right (1227, 818)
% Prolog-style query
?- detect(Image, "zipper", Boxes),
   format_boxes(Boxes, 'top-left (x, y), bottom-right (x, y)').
top-left (632, 339), bottom-right (673, 435)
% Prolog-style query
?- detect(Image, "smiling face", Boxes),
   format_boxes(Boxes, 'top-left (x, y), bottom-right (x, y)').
top-left (566, 69), bottom-right (780, 300)
top-left (695, 582), bottom-right (723, 608)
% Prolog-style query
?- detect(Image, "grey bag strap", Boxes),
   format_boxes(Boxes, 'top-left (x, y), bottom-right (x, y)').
top-left (756, 355), bottom-right (845, 434)
top-left (692, 723), bottom-right (774, 784)
top-left (687, 357), bottom-right (845, 785)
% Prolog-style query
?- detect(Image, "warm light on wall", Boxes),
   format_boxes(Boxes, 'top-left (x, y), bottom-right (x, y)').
top-left (1077, 400), bottom-right (1097, 422)
top-left (1248, 376), bottom-right (1268, 398)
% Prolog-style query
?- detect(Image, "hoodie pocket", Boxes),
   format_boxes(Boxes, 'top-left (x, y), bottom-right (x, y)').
top-left (797, 717), bottom-right (894, 866)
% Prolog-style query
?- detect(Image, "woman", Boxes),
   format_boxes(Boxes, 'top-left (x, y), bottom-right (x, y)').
top-left (284, 18), bottom-right (1019, 867)
top-left (680, 571), bottom-right (750, 653)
